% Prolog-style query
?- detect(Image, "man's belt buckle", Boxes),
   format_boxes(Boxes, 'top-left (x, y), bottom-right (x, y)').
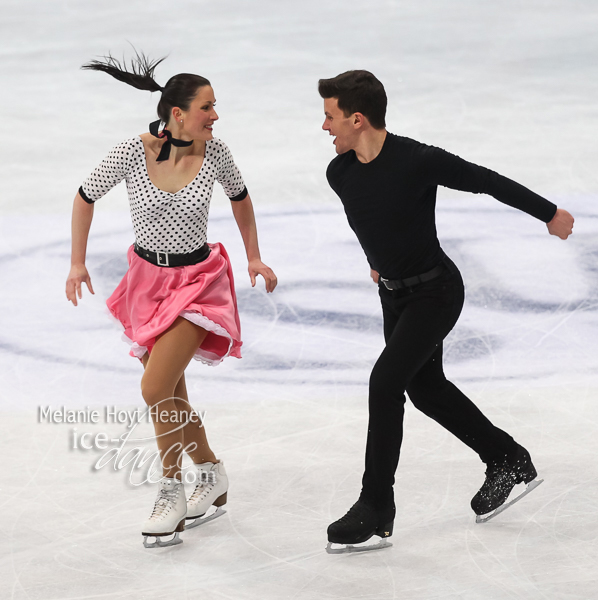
top-left (380, 277), bottom-right (398, 291)
top-left (156, 251), bottom-right (169, 267)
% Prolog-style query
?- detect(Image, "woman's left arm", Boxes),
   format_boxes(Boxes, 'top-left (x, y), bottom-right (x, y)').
top-left (231, 194), bottom-right (277, 292)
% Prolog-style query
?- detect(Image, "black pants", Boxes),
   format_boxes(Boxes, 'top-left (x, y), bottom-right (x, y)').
top-left (360, 258), bottom-right (517, 510)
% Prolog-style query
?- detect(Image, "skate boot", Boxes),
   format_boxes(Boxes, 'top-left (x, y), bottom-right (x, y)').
top-left (185, 461), bottom-right (228, 529)
top-left (471, 445), bottom-right (543, 523)
top-left (326, 500), bottom-right (394, 554)
top-left (142, 477), bottom-right (187, 548)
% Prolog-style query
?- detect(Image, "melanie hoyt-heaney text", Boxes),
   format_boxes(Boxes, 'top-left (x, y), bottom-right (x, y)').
top-left (38, 405), bottom-right (207, 428)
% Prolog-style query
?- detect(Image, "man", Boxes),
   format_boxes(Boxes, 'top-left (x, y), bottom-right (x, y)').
top-left (319, 70), bottom-right (574, 551)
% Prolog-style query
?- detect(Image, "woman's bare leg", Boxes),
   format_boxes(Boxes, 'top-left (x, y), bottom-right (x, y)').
top-left (171, 374), bottom-right (217, 465)
top-left (141, 317), bottom-right (215, 479)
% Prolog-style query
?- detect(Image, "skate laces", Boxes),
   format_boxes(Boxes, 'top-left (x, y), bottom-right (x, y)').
top-left (189, 483), bottom-right (207, 502)
top-left (189, 469), bottom-right (217, 502)
top-left (189, 479), bottom-right (214, 502)
top-left (149, 487), bottom-right (179, 521)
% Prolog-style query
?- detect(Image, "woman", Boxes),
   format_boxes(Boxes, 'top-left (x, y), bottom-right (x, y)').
top-left (66, 52), bottom-right (277, 548)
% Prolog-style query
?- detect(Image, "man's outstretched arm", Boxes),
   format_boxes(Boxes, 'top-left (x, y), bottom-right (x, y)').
top-left (421, 144), bottom-right (565, 226)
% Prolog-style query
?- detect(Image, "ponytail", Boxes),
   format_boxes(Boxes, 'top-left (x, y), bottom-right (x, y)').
top-left (81, 49), bottom-right (210, 126)
top-left (82, 49), bottom-right (165, 93)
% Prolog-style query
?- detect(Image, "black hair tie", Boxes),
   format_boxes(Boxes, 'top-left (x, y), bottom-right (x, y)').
top-left (149, 119), bottom-right (193, 162)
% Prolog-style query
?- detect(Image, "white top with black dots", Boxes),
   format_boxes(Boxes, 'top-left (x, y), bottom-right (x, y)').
top-left (80, 136), bottom-right (247, 254)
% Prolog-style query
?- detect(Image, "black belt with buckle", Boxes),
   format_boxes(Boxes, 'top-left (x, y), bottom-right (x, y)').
top-left (380, 263), bottom-right (446, 290)
top-left (134, 242), bottom-right (210, 268)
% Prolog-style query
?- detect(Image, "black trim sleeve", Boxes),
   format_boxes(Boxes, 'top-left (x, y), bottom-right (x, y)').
top-left (229, 186), bottom-right (249, 202)
top-left (78, 186), bottom-right (94, 204)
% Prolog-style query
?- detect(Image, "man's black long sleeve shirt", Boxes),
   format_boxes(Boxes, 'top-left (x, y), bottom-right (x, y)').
top-left (326, 133), bottom-right (557, 280)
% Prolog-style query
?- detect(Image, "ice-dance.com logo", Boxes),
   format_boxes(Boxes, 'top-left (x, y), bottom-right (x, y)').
top-left (38, 400), bottom-right (211, 485)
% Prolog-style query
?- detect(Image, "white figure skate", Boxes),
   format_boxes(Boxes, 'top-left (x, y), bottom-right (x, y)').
top-left (142, 477), bottom-right (187, 548)
top-left (185, 461), bottom-right (228, 529)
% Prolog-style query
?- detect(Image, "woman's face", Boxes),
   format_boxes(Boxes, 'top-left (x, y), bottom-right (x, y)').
top-left (179, 85), bottom-right (219, 140)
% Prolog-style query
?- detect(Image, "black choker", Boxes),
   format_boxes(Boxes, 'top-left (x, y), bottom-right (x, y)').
top-left (149, 120), bottom-right (193, 162)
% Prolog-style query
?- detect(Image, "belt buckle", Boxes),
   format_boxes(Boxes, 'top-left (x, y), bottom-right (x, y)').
top-left (156, 251), bottom-right (169, 267)
top-left (380, 277), bottom-right (394, 291)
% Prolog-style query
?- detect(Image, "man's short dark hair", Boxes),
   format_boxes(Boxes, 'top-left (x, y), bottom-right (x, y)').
top-left (318, 70), bottom-right (387, 130)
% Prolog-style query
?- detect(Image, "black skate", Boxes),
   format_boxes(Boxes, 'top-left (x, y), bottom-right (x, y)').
top-left (471, 445), bottom-right (543, 523)
top-left (326, 500), bottom-right (394, 554)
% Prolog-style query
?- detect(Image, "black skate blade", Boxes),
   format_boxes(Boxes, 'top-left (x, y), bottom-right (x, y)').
top-left (326, 539), bottom-right (392, 554)
top-left (185, 505), bottom-right (226, 530)
top-left (476, 478), bottom-right (544, 524)
top-left (143, 531), bottom-right (183, 548)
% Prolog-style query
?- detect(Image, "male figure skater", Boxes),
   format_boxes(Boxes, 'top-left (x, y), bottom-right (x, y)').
top-left (319, 70), bottom-right (574, 552)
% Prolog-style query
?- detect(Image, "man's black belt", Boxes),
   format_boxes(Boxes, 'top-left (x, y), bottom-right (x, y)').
top-left (134, 242), bottom-right (210, 267)
top-left (380, 263), bottom-right (446, 290)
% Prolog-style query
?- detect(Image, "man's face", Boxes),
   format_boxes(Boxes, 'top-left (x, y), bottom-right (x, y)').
top-left (322, 97), bottom-right (357, 154)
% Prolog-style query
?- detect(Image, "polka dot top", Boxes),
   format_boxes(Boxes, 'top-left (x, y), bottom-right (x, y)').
top-left (79, 136), bottom-right (248, 254)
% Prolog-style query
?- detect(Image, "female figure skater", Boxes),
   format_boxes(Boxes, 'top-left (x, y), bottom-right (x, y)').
top-left (66, 53), bottom-right (277, 548)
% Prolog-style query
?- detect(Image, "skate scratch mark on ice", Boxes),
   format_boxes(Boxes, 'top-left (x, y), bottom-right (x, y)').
top-left (241, 288), bottom-right (280, 352)
top-left (380, 554), bottom-right (399, 600)
top-left (11, 572), bottom-right (34, 600)
top-left (481, 305), bottom-right (581, 342)
top-left (465, 529), bottom-right (525, 599)
top-left (223, 417), bottom-right (363, 455)
top-left (534, 304), bottom-right (583, 347)
top-left (305, 327), bottom-right (381, 351)
top-left (12, 423), bottom-right (148, 589)
top-left (226, 516), bottom-right (323, 573)
top-left (44, 498), bottom-right (148, 586)
top-left (2, 426), bottom-right (59, 512)
top-left (9, 437), bottom-right (57, 598)
top-left (48, 500), bottom-right (174, 590)
top-left (512, 513), bottom-right (556, 598)
top-left (9, 435), bottom-right (130, 599)
top-left (289, 301), bottom-right (309, 380)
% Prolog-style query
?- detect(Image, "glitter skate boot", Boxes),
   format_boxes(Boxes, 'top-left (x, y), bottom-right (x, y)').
top-left (142, 477), bottom-right (187, 548)
top-left (185, 461), bottom-right (228, 529)
top-left (472, 445), bottom-right (543, 523)
top-left (326, 500), bottom-right (394, 554)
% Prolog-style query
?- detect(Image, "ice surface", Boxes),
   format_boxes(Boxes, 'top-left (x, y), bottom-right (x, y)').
top-left (1, 1), bottom-right (598, 599)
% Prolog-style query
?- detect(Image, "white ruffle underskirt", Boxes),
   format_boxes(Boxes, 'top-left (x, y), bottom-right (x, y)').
top-left (123, 310), bottom-right (234, 367)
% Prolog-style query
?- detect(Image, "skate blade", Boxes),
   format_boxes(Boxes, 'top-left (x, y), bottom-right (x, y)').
top-left (143, 531), bottom-right (183, 548)
top-left (185, 505), bottom-right (226, 530)
top-left (326, 539), bottom-right (393, 554)
top-left (476, 478), bottom-right (544, 524)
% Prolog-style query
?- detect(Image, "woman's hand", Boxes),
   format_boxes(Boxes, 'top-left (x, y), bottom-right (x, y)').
top-left (370, 269), bottom-right (380, 284)
top-left (66, 263), bottom-right (95, 306)
top-left (248, 259), bottom-right (277, 293)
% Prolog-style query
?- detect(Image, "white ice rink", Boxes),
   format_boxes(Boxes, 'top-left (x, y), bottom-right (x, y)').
top-left (1, 1), bottom-right (598, 598)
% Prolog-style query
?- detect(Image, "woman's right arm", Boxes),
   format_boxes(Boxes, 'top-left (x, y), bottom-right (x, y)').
top-left (66, 191), bottom-right (95, 306)
top-left (66, 139), bottom-right (132, 305)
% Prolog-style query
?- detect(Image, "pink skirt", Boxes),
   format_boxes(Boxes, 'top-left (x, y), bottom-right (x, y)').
top-left (106, 243), bottom-right (242, 366)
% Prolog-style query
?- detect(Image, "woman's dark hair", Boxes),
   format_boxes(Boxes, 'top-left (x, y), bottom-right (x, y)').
top-left (318, 70), bottom-right (387, 130)
top-left (81, 50), bottom-right (210, 125)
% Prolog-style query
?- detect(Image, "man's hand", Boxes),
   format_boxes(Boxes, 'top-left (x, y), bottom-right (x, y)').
top-left (370, 269), bottom-right (379, 283)
top-left (547, 208), bottom-right (574, 240)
